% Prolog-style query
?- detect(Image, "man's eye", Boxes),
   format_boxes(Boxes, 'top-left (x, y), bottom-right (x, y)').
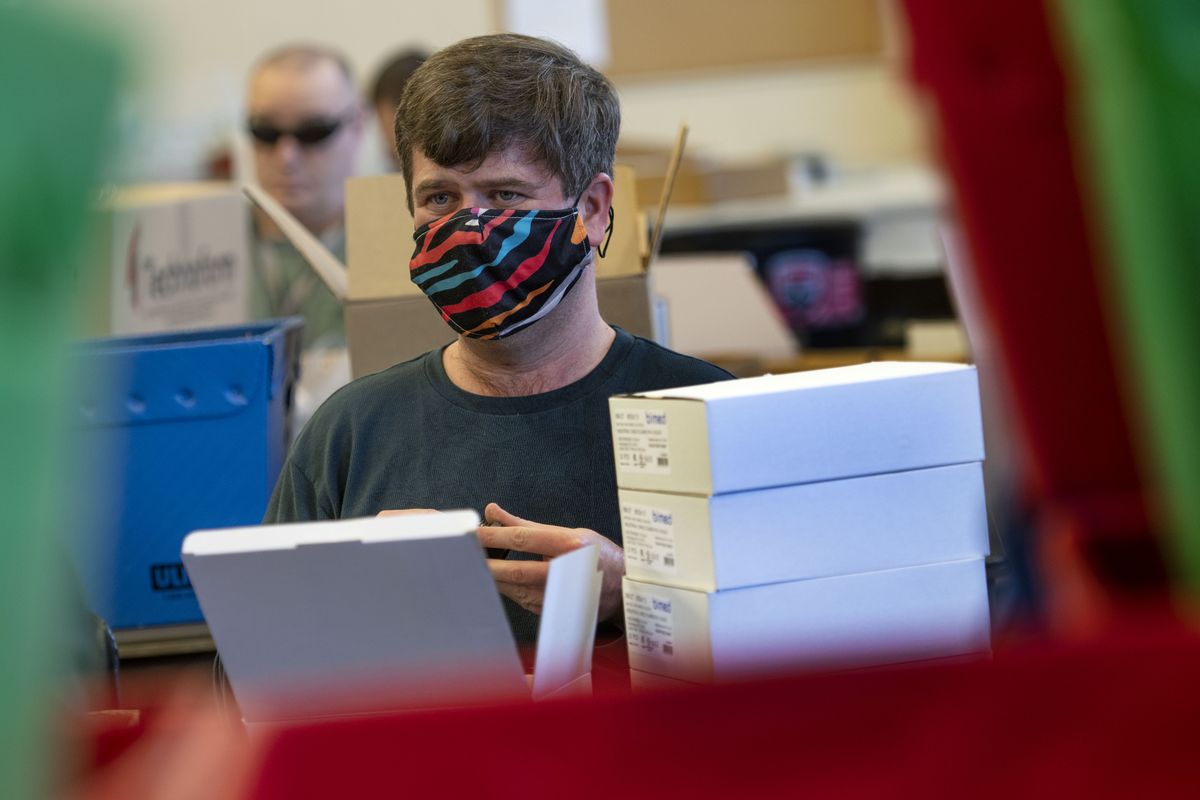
top-left (426, 192), bottom-right (452, 207)
top-left (493, 190), bottom-right (523, 204)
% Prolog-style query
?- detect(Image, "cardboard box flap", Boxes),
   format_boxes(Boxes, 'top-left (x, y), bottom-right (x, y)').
top-left (104, 181), bottom-right (239, 208)
top-left (648, 125), bottom-right (688, 266)
top-left (345, 174), bottom-right (419, 300)
top-left (602, 124), bottom-right (689, 278)
top-left (625, 362), bottom-right (975, 402)
top-left (595, 163), bottom-right (645, 280)
top-left (243, 183), bottom-right (349, 302)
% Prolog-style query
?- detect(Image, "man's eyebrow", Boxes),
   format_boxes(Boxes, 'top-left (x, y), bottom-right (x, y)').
top-left (412, 175), bottom-right (547, 197)
top-left (472, 177), bottom-right (544, 193)
top-left (413, 178), bottom-right (456, 196)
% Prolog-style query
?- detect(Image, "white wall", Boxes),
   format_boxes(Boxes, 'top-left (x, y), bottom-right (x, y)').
top-left (58, 0), bottom-right (929, 182)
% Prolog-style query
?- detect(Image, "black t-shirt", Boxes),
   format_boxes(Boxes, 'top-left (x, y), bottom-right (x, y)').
top-left (264, 326), bottom-right (733, 641)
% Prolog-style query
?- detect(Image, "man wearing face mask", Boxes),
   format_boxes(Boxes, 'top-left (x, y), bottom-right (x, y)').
top-left (246, 44), bottom-right (364, 422)
top-left (263, 34), bottom-right (731, 643)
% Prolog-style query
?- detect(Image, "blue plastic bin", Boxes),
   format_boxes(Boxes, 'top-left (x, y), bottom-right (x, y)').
top-left (72, 318), bottom-right (303, 630)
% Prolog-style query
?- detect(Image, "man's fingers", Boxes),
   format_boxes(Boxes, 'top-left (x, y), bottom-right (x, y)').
top-left (494, 581), bottom-right (544, 614)
top-left (376, 508), bottom-right (437, 518)
top-left (476, 523), bottom-right (582, 557)
top-left (483, 502), bottom-right (526, 527)
top-left (487, 558), bottom-right (549, 586)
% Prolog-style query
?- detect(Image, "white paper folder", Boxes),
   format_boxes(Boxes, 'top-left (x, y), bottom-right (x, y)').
top-left (182, 511), bottom-right (602, 724)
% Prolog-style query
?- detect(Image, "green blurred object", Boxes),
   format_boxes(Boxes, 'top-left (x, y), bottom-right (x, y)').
top-left (0, 7), bottom-right (121, 800)
top-left (1054, 0), bottom-right (1200, 589)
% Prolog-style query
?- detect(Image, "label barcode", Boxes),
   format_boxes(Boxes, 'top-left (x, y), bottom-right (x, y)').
top-left (656, 456), bottom-right (670, 467)
top-left (663, 556), bottom-right (675, 567)
top-left (662, 644), bottom-right (674, 656)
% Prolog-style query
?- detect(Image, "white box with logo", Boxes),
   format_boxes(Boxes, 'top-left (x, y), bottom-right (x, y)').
top-left (609, 362), bottom-right (984, 496)
top-left (89, 183), bottom-right (250, 336)
top-left (623, 558), bottom-right (991, 684)
top-left (620, 462), bottom-right (988, 592)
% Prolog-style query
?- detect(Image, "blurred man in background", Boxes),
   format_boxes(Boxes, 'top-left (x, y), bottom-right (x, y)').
top-left (246, 42), bottom-right (362, 347)
top-left (246, 43), bottom-right (364, 426)
top-left (368, 48), bottom-right (427, 171)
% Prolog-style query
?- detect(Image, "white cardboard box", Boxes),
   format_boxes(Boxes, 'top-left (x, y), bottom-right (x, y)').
top-left (653, 252), bottom-right (797, 361)
top-left (90, 183), bottom-right (249, 336)
top-left (610, 362), bottom-right (984, 496)
top-left (623, 558), bottom-right (991, 684)
top-left (621, 462), bottom-right (988, 591)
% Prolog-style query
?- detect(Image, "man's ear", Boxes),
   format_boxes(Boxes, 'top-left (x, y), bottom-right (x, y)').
top-left (578, 173), bottom-right (614, 250)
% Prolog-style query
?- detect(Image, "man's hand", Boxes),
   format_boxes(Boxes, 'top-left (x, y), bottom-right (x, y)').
top-left (376, 508), bottom-right (437, 517)
top-left (476, 502), bottom-right (625, 622)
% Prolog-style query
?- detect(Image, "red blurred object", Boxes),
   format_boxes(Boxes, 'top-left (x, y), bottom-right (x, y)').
top-left (206, 144), bottom-right (233, 181)
top-left (241, 624), bottom-right (1200, 799)
top-left (70, 688), bottom-right (254, 800)
top-left (898, 0), bottom-right (1165, 614)
top-left (74, 625), bottom-right (1200, 798)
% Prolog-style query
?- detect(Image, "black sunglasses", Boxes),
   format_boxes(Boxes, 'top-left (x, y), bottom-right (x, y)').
top-left (247, 115), bottom-right (352, 147)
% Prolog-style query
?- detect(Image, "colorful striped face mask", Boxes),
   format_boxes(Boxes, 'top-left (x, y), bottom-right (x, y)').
top-left (409, 205), bottom-right (592, 340)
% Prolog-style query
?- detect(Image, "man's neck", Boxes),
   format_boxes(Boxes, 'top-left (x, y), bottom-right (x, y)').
top-left (443, 273), bottom-right (615, 397)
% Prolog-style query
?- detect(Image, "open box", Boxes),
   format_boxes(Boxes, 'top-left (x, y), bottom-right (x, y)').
top-left (246, 134), bottom-right (688, 379)
top-left (72, 318), bottom-right (301, 632)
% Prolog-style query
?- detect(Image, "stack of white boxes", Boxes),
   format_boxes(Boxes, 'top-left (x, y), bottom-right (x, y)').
top-left (609, 362), bottom-right (992, 686)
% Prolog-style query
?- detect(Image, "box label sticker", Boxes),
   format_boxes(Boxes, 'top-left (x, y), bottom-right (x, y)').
top-left (613, 408), bottom-right (671, 474)
top-left (625, 588), bottom-right (676, 661)
top-left (621, 502), bottom-right (678, 576)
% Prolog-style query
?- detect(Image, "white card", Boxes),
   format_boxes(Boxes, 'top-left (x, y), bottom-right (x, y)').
top-left (531, 544), bottom-right (602, 700)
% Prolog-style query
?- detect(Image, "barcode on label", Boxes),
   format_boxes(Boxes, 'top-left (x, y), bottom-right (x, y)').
top-left (656, 456), bottom-right (670, 467)
top-left (662, 644), bottom-right (673, 656)
top-left (663, 556), bottom-right (675, 567)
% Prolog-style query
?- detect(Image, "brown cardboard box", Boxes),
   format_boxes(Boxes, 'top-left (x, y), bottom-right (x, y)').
top-left (247, 163), bottom-right (657, 379)
top-left (633, 157), bottom-right (795, 211)
top-left (604, 0), bottom-right (883, 77)
top-left (89, 182), bottom-right (250, 336)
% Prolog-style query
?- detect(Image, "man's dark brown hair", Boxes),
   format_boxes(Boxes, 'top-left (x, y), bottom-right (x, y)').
top-left (394, 34), bottom-right (620, 212)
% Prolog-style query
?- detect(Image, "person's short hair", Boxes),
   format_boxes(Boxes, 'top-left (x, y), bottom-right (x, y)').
top-left (394, 34), bottom-right (620, 211)
top-left (370, 49), bottom-right (428, 108)
top-left (250, 42), bottom-right (355, 87)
